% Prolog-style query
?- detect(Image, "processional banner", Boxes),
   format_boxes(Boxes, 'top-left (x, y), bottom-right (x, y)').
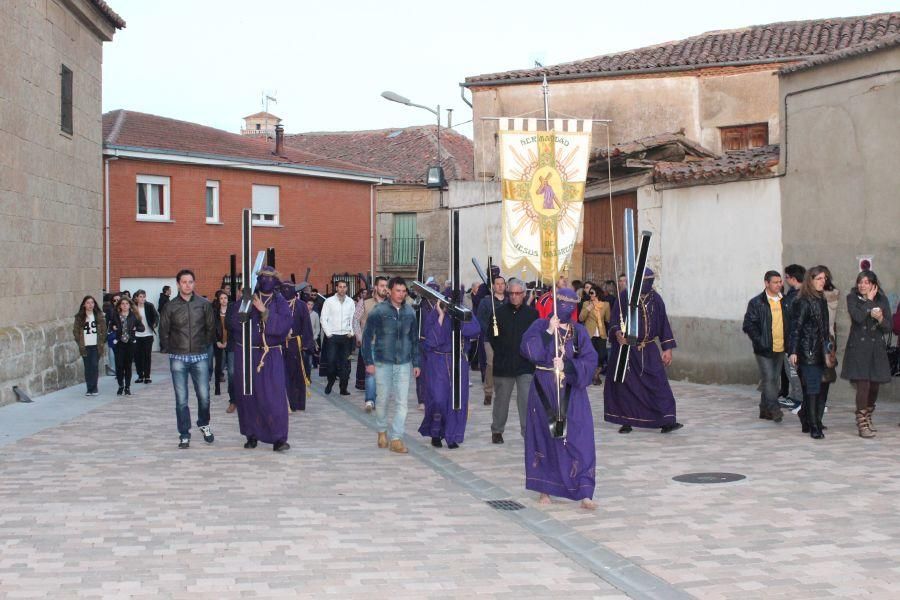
top-left (499, 119), bottom-right (592, 280)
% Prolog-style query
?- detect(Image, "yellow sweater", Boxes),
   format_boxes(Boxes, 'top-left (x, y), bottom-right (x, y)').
top-left (768, 297), bottom-right (784, 353)
top-left (578, 300), bottom-right (610, 339)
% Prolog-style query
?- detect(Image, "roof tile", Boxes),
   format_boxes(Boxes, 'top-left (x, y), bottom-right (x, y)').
top-left (465, 12), bottom-right (899, 84)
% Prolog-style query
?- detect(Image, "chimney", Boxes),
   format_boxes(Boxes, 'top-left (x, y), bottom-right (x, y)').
top-left (275, 124), bottom-right (284, 155)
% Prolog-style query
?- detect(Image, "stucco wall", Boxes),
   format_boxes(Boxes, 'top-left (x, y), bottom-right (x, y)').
top-left (470, 64), bottom-right (781, 173)
top-left (374, 186), bottom-right (449, 280)
top-left (640, 178), bottom-right (783, 383)
top-left (779, 46), bottom-right (900, 402)
top-left (0, 0), bottom-right (115, 405)
top-left (448, 180), bottom-right (502, 286)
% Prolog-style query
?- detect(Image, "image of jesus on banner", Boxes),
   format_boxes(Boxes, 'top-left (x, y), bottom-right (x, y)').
top-left (499, 125), bottom-right (591, 280)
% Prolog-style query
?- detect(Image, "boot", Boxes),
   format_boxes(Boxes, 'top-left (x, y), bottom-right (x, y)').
top-left (815, 394), bottom-right (826, 439)
top-left (866, 406), bottom-right (878, 432)
top-left (797, 398), bottom-right (809, 433)
top-left (592, 367), bottom-right (603, 386)
top-left (856, 410), bottom-right (876, 438)
top-left (806, 394), bottom-right (823, 439)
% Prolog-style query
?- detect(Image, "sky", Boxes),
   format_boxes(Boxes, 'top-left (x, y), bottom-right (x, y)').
top-left (102, 0), bottom-right (899, 139)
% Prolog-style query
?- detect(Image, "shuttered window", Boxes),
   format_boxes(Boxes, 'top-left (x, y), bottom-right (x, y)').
top-left (720, 123), bottom-right (768, 151)
top-left (252, 184), bottom-right (279, 225)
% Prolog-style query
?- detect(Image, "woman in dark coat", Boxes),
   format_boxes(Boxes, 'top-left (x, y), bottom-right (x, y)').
top-left (840, 270), bottom-right (893, 437)
top-left (109, 297), bottom-right (145, 396)
top-left (789, 266), bottom-right (831, 440)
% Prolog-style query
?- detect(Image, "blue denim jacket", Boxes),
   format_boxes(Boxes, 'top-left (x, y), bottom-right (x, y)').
top-left (361, 301), bottom-right (419, 368)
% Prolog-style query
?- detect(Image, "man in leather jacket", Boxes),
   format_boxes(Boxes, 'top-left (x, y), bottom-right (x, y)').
top-left (159, 269), bottom-right (216, 449)
top-left (742, 271), bottom-right (788, 423)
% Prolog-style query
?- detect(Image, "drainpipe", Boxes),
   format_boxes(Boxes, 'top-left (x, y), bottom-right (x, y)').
top-left (104, 156), bottom-right (116, 292)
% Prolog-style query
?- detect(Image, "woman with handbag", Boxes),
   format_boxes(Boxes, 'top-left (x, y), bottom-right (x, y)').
top-left (840, 270), bottom-right (893, 438)
top-left (789, 266), bottom-right (832, 439)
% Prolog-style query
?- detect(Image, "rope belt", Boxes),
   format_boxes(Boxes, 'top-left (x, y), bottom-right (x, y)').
top-left (283, 335), bottom-right (311, 385)
top-left (235, 342), bottom-right (282, 373)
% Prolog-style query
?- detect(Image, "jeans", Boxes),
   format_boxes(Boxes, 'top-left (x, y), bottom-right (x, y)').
top-left (755, 352), bottom-right (784, 415)
top-left (374, 362), bottom-right (411, 440)
top-left (82, 346), bottom-right (99, 393)
top-left (365, 372), bottom-right (376, 404)
top-left (782, 354), bottom-right (802, 401)
top-left (225, 350), bottom-right (234, 403)
top-left (115, 342), bottom-right (135, 389)
top-left (492, 374), bottom-right (533, 436)
top-left (325, 335), bottom-right (354, 389)
top-left (169, 357), bottom-right (211, 438)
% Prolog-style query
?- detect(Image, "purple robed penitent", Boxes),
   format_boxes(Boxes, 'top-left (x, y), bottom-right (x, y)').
top-left (229, 293), bottom-right (291, 444)
top-left (604, 289), bottom-right (677, 428)
top-left (417, 306), bottom-right (481, 444)
top-left (520, 319), bottom-right (597, 501)
top-left (284, 297), bottom-right (315, 411)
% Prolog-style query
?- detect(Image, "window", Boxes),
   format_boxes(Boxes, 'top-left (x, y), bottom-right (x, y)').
top-left (60, 65), bottom-right (73, 135)
top-left (720, 123), bottom-right (769, 151)
top-left (136, 175), bottom-right (171, 221)
top-left (205, 180), bottom-right (220, 223)
top-left (251, 184), bottom-right (279, 225)
top-left (255, 123), bottom-right (261, 130)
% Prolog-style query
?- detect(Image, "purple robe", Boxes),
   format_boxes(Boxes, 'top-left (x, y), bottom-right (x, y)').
top-left (604, 290), bottom-right (677, 428)
top-left (415, 299), bottom-right (436, 406)
top-left (284, 297), bottom-right (315, 412)
top-left (520, 319), bottom-right (597, 500)
top-left (417, 309), bottom-right (481, 444)
top-left (228, 293), bottom-right (291, 444)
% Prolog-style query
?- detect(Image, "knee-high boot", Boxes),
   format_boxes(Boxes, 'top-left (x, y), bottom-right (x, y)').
top-left (814, 394), bottom-right (826, 439)
top-left (807, 394), bottom-right (823, 439)
top-left (798, 397), bottom-right (809, 433)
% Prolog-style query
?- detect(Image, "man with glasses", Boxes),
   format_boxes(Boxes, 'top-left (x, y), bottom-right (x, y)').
top-left (488, 278), bottom-right (538, 443)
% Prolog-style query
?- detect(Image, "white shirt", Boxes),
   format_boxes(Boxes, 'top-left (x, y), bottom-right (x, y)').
top-left (320, 294), bottom-right (354, 337)
top-left (83, 313), bottom-right (98, 346)
top-left (136, 305), bottom-right (154, 338)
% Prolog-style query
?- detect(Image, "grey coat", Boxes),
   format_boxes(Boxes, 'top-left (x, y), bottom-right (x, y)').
top-left (840, 289), bottom-right (893, 383)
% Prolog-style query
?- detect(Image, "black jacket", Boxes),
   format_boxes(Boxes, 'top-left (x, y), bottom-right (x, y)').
top-left (788, 294), bottom-right (830, 366)
top-left (109, 311), bottom-right (145, 345)
top-left (488, 302), bottom-right (539, 377)
top-left (742, 292), bottom-right (787, 356)
top-left (138, 302), bottom-right (159, 333)
top-left (782, 287), bottom-right (800, 330)
top-left (159, 294), bottom-right (215, 355)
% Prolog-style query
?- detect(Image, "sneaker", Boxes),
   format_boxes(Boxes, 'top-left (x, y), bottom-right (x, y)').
top-left (777, 396), bottom-right (795, 408)
top-left (791, 403), bottom-right (803, 415)
top-left (135, 378), bottom-right (144, 384)
top-left (178, 437), bottom-right (190, 449)
top-left (364, 401), bottom-right (374, 413)
top-left (199, 425), bottom-right (214, 444)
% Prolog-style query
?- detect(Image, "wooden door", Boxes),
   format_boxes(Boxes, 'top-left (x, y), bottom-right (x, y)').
top-left (582, 192), bottom-right (637, 284)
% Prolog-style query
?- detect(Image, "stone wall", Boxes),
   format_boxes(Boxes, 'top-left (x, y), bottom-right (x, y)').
top-left (0, 0), bottom-right (115, 405)
top-left (0, 319), bottom-right (86, 406)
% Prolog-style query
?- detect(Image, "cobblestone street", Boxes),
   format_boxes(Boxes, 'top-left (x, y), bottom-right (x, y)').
top-left (2, 360), bottom-right (899, 598)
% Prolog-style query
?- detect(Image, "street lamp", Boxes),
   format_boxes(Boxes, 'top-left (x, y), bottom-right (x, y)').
top-left (381, 90), bottom-right (446, 192)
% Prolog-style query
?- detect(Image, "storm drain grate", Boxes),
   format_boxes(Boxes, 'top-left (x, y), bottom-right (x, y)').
top-left (673, 472), bottom-right (746, 484)
top-left (486, 499), bottom-right (526, 511)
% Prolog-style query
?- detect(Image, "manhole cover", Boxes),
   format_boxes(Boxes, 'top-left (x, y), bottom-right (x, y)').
top-left (486, 499), bottom-right (526, 511)
top-left (672, 472), bottom-right (746, 484)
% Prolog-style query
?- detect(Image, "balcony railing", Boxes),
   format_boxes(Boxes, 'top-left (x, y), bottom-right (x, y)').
top-left (379, 236), bottom-right (421, 268)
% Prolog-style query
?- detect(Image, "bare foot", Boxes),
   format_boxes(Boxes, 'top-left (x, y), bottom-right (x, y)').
top-left (580, 498), bottom-right (597, 510)
top-left (538, 494), bottom-right (551, 505)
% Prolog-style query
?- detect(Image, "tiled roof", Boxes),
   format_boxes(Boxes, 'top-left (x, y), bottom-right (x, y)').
top-left (243, 111), bottom-right (281, 120)
top-left (465, 12), bottom-right (900, 85)
top-left (591, 131), bottom-right (718, 162)
top-left (779, 31), bottom-right (900, 73)
top-left (284, 126), bottom-right (474, 184)
top-left (652, 145), bottom-right (780, 184)
top-left (102, 110), bottom-right (390, 180)
top-left (90, 0), bottom-right (126, 29)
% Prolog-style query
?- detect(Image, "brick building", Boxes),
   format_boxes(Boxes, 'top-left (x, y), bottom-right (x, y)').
top-left (0, 0), bottom-right (124, 406)
top-left (102, 110), bottom-right (391, 306)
